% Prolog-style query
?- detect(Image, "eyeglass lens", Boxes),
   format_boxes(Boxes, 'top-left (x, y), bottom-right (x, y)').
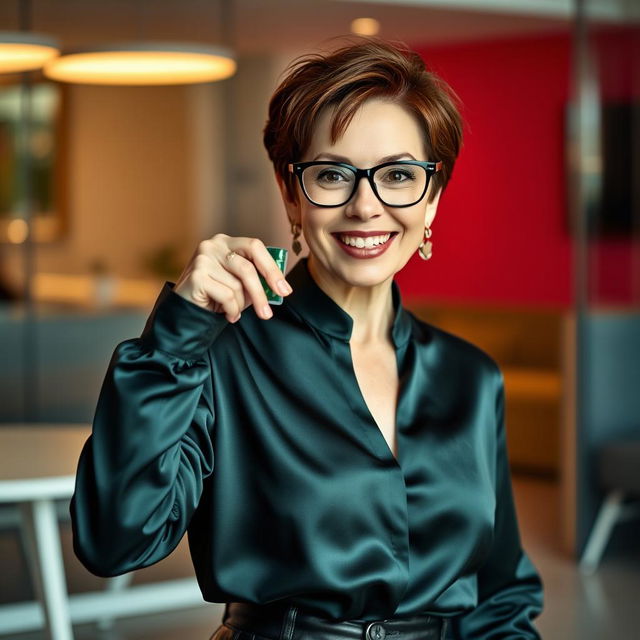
top-left (301, 163), bottom-right (429, 207)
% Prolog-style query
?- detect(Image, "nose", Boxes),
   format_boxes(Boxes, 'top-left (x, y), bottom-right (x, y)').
top-left (345, 176), bottom-right (384, 219)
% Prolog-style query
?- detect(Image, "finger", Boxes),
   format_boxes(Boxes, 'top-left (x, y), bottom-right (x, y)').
top-left (228, 238), bottom-right (293, 299)
top-left (222, 251), bottom-right (273, 320)
top-left (190, 278), bottom-right (242, 322)
top-left (193, 254), bottom-right (247, 311)
top-left (209, 271), bottom-right (245, 317)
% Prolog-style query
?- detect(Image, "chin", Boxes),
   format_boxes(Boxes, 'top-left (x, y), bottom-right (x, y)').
top-left (332, 260), bottom-right (400, 289)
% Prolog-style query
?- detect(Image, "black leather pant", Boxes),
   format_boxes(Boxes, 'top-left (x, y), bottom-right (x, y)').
top-left (210, 601), bottom-right (449, 640)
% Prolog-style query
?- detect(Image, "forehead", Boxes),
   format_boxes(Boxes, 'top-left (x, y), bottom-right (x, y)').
top-left (306, 99), bottom-right (425, 160)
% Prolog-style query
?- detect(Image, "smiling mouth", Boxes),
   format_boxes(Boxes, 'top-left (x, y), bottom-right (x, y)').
top-left (336, 232), bottom-right (396, 248)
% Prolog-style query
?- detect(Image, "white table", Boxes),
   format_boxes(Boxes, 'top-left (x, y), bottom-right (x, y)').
top-left (0, 425), bottom-right (208, 640)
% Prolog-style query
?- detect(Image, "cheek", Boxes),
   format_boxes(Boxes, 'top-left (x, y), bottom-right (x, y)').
top-left (300, 211), bottom-right (324, 242)
top-left (405, 227), bottom-right (424, 251)
top-left (402, 210), bottom-right (428, 238)
top-left (397, 214), bottom-right (428, 254)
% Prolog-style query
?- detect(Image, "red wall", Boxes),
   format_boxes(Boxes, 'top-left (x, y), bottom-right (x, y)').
top-left (395, 29), bottom-right (638, 310)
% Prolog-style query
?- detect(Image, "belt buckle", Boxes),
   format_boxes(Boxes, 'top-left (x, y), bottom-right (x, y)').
top-left (364, 621), bottom-right (386, 640)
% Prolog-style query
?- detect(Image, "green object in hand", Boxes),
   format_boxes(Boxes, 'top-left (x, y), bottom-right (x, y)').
top-left (261, 247), bottom-right (289, 305)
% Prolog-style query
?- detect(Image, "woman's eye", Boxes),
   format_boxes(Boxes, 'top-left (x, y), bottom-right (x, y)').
top-left (382, 169), bottom-right (414, 183)
top-left (317, 170), bottom-right (348, 183)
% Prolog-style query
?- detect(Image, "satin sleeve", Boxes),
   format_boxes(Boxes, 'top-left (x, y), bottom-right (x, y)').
top-left (70, 282), bottom-right (227, 577)
top-left (450, 372), bottom-right (544, 639)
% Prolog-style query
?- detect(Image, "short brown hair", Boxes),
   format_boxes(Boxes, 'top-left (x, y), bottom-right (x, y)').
top-left (263, 37), bottom-right (464, 205)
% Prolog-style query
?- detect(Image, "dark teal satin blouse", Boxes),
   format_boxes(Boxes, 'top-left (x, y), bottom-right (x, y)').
top-left (71, 256), bottom-right (543, 638)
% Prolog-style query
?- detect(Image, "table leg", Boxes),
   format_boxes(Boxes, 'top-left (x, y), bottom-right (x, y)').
top-left (20, 499), bottom-right (74, 640)
top-left (97, 573), bottom-right (134, 630)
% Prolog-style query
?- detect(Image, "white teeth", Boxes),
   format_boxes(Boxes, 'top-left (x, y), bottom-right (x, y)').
top-left (339, 233), bottom-right (391, 248)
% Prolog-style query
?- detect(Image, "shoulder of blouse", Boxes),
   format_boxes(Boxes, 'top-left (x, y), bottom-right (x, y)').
top-left (404, 308), bottom-right (504, 389)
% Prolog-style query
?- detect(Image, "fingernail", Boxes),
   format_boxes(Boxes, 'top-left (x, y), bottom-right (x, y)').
top-left (262, 305), bottom-right (273, 319)
top-left (232, 313), bottom-right (241, 323)
top-left (277, 279), bottom-right (292, 295)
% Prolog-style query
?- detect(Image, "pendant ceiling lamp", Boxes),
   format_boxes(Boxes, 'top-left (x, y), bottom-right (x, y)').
top-left (42, 42), bottom-right (236, 85)
top-left (0, 31), bottom-right (60, 73)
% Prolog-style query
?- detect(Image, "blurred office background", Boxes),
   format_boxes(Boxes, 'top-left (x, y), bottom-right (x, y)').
top-left (0, 0), bottom-right (638, 638)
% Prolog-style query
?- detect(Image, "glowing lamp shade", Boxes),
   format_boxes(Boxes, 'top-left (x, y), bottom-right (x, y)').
top-left (43, 43), bottom-right (236, 85)
top-left (350, 18), bottom-right (380, 36)
top-left (0, 32), bottom-right (60, 73)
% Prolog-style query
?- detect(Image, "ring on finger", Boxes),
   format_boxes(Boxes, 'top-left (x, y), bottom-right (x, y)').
top-left (225, 250), bottom-right (238, 262)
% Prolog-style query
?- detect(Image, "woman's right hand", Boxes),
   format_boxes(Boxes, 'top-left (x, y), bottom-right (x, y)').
top-left (172, 234), bottom-right (293, 323)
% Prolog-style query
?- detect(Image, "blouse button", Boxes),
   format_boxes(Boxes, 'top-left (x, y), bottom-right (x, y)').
top-left (365, 622), bottom-right (386, 640)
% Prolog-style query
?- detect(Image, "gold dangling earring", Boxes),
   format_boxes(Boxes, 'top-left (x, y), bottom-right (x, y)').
top-left (291, 221), bottom-right (302, 256)
top-left (418, 226), bottom-right (433, 261)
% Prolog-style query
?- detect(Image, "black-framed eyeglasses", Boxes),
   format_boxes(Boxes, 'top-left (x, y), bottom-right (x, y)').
top-left (288, 160), bottom-right (442, 208)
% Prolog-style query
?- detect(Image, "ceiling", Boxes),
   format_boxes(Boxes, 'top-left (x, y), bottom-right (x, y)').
top-left (0, 0), bottom-right (583, 56)
top-left (1, 0), bottom-right (637, 57)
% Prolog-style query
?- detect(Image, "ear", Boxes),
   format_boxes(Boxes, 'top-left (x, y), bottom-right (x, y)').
top-left (424, 186), bottom-right (442, 228)
top-left (275, 172), bottom-right (301, 226)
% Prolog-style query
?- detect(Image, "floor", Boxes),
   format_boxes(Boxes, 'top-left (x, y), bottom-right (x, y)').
top-left (10, 474), bottom-right (640, 640)
top-left (511, 475), bottom-right (640, 639)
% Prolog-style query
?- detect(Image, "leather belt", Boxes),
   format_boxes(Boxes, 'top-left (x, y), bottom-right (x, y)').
top-left (223, 601), bottom-right (449, 640)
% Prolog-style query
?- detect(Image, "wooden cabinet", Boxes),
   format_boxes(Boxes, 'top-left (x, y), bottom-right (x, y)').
top-left (407, 302), bottom-right (566, 477)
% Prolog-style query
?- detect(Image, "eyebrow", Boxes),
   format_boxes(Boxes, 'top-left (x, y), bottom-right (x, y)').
top-left (311, 152), bottom-right (418, 163)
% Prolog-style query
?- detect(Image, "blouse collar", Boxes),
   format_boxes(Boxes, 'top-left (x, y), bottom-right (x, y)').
top-left (284, 257), bottom-right (413, 347)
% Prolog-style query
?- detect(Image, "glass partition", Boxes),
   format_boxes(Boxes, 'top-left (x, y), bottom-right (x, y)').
top-left (571, 0), bottom-right (640, 557)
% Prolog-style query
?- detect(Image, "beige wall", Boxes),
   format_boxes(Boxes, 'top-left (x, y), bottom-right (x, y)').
top-left (4, 81), bottom-right (228, 285)
top-left (2, 51), bottom-right (309, 292)
top-left (6, 84), bottom-right (188, 282)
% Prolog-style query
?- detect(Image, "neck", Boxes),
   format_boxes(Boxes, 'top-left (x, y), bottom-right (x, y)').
top-left (307, 255), bottom-right (395, 345)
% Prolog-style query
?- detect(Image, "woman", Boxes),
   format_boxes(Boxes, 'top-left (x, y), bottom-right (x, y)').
top-left (71, 38), bottom-right (544, 639)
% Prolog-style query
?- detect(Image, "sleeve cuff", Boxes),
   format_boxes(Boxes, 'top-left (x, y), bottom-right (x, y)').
top-left (139, 281), bottom-right (229, 359)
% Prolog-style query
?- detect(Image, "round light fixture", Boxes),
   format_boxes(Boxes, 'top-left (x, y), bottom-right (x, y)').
top-left (350, 18), bottom-right (381, 37)
top-left (43, 42), bottom-right (237, 85)
top-left (0, 32), bottom-right (60, 73)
